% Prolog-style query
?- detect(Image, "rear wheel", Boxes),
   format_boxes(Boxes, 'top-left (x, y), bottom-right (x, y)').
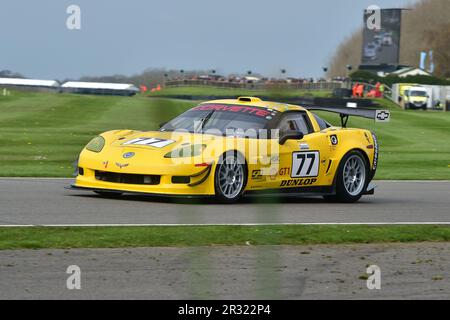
top-left (326, 150), bottom-right (369, 203)
top-left (214, 151), bottom-right (247, 204)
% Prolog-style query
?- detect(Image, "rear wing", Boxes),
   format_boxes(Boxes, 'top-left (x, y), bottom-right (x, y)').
top-left (304, 105), bottom-right (390, 127)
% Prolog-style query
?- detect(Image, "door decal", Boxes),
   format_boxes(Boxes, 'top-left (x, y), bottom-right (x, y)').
top-left (291, 151), bottom-right (319, 178)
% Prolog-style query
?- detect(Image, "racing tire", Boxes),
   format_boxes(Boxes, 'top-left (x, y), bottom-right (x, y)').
top-left (214, 151), bottom-right (247, 204)
top-left (326, 150), bottom-right (369, 203)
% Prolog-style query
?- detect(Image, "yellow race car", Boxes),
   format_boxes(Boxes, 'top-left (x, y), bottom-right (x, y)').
top-left (71, 97), bottom-right (390, 203)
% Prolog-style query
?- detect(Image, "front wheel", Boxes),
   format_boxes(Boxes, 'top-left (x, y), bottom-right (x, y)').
top-left (329, 150), bottom-right (369, 203)
top-left (214, 151), bottom-right (247, 204)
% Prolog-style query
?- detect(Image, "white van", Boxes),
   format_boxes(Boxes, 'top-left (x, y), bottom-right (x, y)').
top-left (403, 86), bottom-right (429, 110)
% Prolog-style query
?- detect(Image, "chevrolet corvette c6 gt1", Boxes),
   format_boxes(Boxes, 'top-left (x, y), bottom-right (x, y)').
top-left (71, 96), bottom-right (389, 203)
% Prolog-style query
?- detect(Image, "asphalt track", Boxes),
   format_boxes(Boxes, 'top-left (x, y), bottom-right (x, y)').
top-left (0, 178), bottom-right (449, 226)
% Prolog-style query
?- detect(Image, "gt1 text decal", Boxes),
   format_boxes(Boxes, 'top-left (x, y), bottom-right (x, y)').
top-left (122, 137), bottom-right (175, 148)
top-left (291, 151), bottom-right (319, 178)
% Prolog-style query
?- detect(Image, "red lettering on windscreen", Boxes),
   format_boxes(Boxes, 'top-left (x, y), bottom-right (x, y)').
top-left (192, 104), bottom-right (271, 117)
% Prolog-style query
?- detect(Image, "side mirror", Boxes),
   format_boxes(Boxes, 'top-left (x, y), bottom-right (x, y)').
top-left (159, 121), bottom-right (167, 128)
top-left (279, 131), bottom-right (304, 145)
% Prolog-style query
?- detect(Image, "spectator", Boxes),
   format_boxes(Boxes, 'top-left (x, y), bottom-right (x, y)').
top-left (352, 83), bottom-right (359, 97)
top-left (379, 83), bottom-right (385, 98)
top-left (356, 83), bottom-right (364, 98)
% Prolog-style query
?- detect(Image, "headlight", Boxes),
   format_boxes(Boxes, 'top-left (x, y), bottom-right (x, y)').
top-left (85, 136), bottom-right (105, 153)
top-left (164, 144), bottom-right (206, 158)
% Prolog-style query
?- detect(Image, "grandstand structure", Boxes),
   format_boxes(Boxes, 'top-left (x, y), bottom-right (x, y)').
top-left (0, 78), bottom-right (60, 92)
top-left (61, 81), bottom-right (139, 96)
top-left (0, 78), bottom-right (139, 96)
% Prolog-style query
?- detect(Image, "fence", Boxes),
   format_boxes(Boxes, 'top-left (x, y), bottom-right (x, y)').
top-left (350, 81), bottom-right (394, 102)
top-left (165, 79), bottom-right (344, 91)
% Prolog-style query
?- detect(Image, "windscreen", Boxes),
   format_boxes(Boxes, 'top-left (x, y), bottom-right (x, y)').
top-left (410, 91), bottom-right (427, 97)
top-left (160, 104), bottom-right (278, 136)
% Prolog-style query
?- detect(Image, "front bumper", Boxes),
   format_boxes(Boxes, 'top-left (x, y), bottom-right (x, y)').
top-left (67, 184), bottom-right (215, 198)
top-left (73, 164), bottom-right (215, 196)
top-left (410, 102), bottom-right (427, 109)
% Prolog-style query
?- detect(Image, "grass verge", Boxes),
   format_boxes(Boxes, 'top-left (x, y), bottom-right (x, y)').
top-left (0, 225), bottom-right (449, 250)
top-left (0, 90), bottom-right (449, 179)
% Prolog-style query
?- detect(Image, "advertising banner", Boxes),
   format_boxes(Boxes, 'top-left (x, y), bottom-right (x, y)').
top-left (362, 8), bottom-right (402, 65)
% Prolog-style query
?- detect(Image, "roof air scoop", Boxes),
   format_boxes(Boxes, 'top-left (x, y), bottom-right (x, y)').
top-left (237, 96), bottom-right (261, 103)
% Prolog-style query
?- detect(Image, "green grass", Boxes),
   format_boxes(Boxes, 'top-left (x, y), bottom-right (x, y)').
top-left (0, 225), bottom-right (449, 250)
top-left (0, 91), bottom-right (196, 176)
top-left (316, 98), bottom-right (450, 180)
top-left (0, 90), bottom-right (449, 179)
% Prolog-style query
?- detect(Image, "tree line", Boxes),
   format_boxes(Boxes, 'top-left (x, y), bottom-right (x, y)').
top-left (327, 0), bottom-right (450, 79)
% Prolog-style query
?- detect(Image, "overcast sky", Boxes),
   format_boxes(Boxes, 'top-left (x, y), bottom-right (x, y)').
top-left (0, 0), bottom-right (415, 80)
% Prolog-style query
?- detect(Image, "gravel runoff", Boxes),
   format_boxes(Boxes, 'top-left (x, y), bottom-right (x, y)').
top-left (0, 243), bottom-right (448, 299)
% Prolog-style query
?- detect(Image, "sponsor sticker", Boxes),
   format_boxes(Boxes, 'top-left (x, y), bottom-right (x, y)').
top-left (372, 133), bottom-right (379, 170)
top-left (375, 110), bottom-right (390, 122)
top-left (330, 135), bottom-right (338, 145)
top-left (280, 178), bottom-right (317, 187)
top-left (192, 104), bottom-right (272, 118)
top-left (123, 138), bottom-right (175, 148)
top-left (300, 143), bottom-right (310, 150)
top-left (251, 170), bottom-right (265, 181)
top-left (123, 152), bottom-right (135, 159)
top-left (269, 168), bottom-right (278, 180)
top-left (115, 162), bottom-right (129, 169)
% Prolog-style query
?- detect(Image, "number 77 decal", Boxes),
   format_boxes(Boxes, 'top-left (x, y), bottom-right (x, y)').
top-left (291, 151), bottom-right (319, 178)
top-left (122, 137), bottom-right (175, 148)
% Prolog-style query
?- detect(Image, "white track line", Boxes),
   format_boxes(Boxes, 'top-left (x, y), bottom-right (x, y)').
top-left (0, 222), bottom-right (450, 227)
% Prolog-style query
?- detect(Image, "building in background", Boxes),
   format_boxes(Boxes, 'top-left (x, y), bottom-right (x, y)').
top-left (61, 81), bottom-right (139, 96)
top-left (390, 67), bottom-right (431, 78)
top-left (0, 78), bottom-right (60, 92)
